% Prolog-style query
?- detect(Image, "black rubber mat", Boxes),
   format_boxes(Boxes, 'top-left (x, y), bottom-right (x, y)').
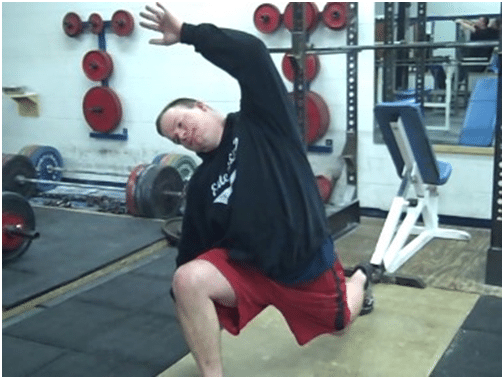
top-left (430, 295), bottom-right (502, 377)
top-left (3, 249), bottom-right (189, 376)
top-left (3, 206), bottom-right (165, 309)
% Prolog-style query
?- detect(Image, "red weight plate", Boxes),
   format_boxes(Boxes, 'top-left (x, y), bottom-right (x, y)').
top-left (316, 175), bottom-right (333, 203)
top-left (253, 3), bottom-right (282, 34)
top-left (126, 164), bottom-right (147, 216)
top-left (82, 86), bottom-right (122, 133)
top-left (111, 10), bottom-right (134, 36)
top-left (283, 2), bottom-right (319, 33)
top-left (305, 91), bottom-right (330, 145)
top-left (88, 13), bottom-right (104, 34)
top-left (288, 91), bottom-right (330, 145)
top-left (82, 50), bottom-right (114, 81)
top-left (281, 53), bottom-right (320, 83)
top-left (3, 212), bottom-right (25, 251)
top-left (322, 2), bottom-right (347, 30)
top-left (63, 12), bottom-right (83, 37)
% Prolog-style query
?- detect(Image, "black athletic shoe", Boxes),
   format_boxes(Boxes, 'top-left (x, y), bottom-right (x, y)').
top-left (351, 262), bottom-right (375, 290)
top-left (359, 293), bottom-right (374, 316)
top-left (351, 262), bottom-right (375, 316)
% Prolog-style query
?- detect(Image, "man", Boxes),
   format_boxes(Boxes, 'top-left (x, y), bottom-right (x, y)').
top-left (456, 16), bottom-right (499, 72)
top-left (140, 3), bottom-right (373, 376)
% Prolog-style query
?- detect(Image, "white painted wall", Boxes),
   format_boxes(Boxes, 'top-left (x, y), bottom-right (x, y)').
top-left (2, 2), bottom-right (496, 220)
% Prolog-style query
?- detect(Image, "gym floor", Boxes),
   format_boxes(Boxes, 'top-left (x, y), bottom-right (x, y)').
top-left (2, 206), bottom-right (502, 376)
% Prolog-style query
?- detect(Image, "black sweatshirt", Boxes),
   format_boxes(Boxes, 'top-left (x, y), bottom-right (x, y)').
top-left (176, 23), bottom-right (334, 284)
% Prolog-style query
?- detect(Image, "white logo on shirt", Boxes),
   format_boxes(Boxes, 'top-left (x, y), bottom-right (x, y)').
top-left (211, 137), bottom-right (238, 205)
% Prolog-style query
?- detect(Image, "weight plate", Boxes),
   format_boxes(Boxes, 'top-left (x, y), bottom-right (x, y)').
top-left (289, 91), bottom-right (330, 145)
top-left (82, 50), bottom-right (114, 82)
top-left (88, 13), bottom-right (104, 34)
top-left (134, 164), bottom-right (160, 218)
top-left (2, 154), bottom-right (37, 197)
top-left (283, 2), bottom-right (320, 33)
top-left (253, 3), bottom-right (282, 34)
top-left (19, 145), bottom-right (64, 191)
top-left (162, 216), bottom-right (183, 246)
top-left (305, 91), bottom-right (330, 145)
top-left (281, 53), bottom-right (320, 83)
top-left (3, 191), bottom-right (36, 263)
top-left (152, 153), bottom-right (198, 182)
top-left (316, 175), bottom-right (333, 203)
top-left (147, 165), bottom-right (184, 219)
top-left (111, 10), bottom-right (134, 36)
top-left (126, 164), bottom-right (147, 216)
top-left (322, 2), bottom-right (347, 30)
top-left (63, 12), bottom-right (83, 37)
top-left (83, 86), bottom-right (122, 133)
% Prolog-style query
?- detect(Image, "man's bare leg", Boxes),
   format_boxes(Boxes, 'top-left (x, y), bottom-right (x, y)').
top-left (172, 260), bottom-right (237, 377)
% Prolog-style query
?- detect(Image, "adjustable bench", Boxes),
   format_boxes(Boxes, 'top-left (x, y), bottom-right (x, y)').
top-left (370, 102), bottom-right (471, 274)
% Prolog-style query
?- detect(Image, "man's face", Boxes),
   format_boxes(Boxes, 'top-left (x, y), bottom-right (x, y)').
top-left (476, 17), bottom-right (487, 29)
top-left (160, 102), bottom-right (223, 153)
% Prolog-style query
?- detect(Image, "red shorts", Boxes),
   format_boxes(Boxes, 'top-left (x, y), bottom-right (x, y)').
top-left (196, 248), bottom-right (351, 346)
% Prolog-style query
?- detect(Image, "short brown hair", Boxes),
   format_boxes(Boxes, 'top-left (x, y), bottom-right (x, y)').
top-left (155, 98), bottom-right (198, 136)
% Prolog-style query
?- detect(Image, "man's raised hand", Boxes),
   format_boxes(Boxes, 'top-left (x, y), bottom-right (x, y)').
top-left (139, 2), bottom-right (182, 46)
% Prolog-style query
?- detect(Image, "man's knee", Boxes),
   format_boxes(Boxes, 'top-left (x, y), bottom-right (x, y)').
top-left (172, 259), bottom-right (237, 307)
top-left (172, 260), bottom-right (208, 298)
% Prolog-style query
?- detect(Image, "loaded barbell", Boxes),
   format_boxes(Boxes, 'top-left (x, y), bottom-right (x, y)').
top-left (2, 153), bottom-right (186, 219)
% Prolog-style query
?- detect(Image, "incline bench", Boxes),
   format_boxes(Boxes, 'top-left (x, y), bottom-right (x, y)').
top-left (370, 102), bottom-right (471, 274)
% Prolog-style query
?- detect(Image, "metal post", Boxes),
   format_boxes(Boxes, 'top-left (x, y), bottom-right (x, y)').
top-left (382, 2), bottom-right (395, 102)
top-left (343, 2), bottom-right (358, 195)
top-left (396, 2), bottom-right (410, 90)
top-left (414, 3), bottom-right (427, 107)
top-left (291, 2), bottom-right (307, 146)
top-left (486, 46), bottom-right (502, 286)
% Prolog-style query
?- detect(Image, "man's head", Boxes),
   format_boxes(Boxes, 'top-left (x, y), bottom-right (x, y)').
top-left (476, 16), bottom-right (489, 29)
top-left (156, 98), bottom-right (225, 153)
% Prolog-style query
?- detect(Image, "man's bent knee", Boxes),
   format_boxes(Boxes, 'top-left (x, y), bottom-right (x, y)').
top-left (172, 260), bottom-right (237, 307)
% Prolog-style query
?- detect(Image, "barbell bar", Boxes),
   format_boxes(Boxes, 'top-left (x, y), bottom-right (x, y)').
top-left (269, 40), bottom-right (500, 55)
top-left (15, 176), bottom-right (184, 197)
top-left (46, 165), bottom-right (130, 178)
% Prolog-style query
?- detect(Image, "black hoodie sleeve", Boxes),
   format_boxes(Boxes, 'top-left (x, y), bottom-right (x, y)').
top-left (180, 23), bottom-right (300, 143)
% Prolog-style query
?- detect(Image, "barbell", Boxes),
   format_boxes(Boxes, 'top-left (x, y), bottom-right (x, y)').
top-left (2, 153), bottom-right (185, 219)
top-left (269, 40), bottom-right (500, 55)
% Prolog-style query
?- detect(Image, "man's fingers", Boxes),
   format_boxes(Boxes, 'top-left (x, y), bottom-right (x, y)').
top-left (156, 2), bottom-right (168, 13)
top-left (139, 11), bottom-right (158, 23)
top-left (149, 38), bottom-right (168, 45)
top-left (145, 5), bottom-right (162, 18)
top-left (139, 21), bottom-right (159, 31)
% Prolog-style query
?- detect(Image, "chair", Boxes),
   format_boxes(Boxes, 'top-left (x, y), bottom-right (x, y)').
top-left (371, 102), bottom-right (470, 274)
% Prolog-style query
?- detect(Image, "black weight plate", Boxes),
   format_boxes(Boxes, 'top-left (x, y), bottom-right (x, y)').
top-left (3, 191), bottom-right (36, 263)
top-left (2, 154), bottom-right (37, 198)
top-left (134, 164), bottom-right (160, 218)
top-left (148, 165), bottom-right (184, 219)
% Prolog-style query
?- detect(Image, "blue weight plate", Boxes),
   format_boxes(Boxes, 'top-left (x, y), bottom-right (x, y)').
top-left (23, 146), bottom-right (64, 192)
